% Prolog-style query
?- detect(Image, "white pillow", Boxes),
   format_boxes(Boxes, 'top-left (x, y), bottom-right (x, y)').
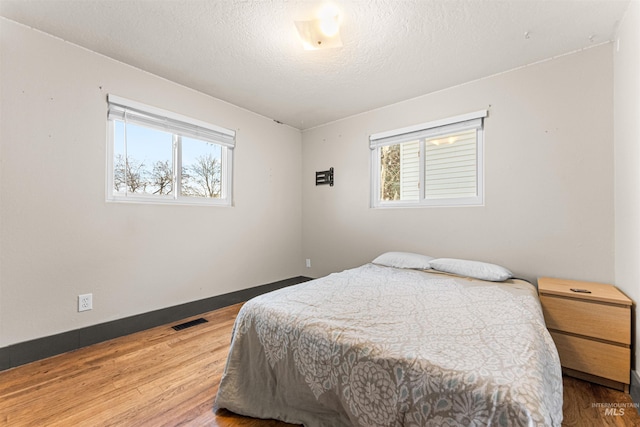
top-left (429, 258), bottom-right (513, 282)
top-left (372, 252), bottom-right (434, 270)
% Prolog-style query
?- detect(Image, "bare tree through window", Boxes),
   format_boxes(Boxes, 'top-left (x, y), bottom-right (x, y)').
top-left (150, 160), bottom-right (173, 195)
top-left (380, 145), bottom-right (400, 200)
top-left (114, 154), bottom-right (147, 194)
top-left (182, 153), bottom-right (222, 198)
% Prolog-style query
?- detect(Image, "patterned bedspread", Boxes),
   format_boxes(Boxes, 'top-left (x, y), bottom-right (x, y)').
top-left (215, 264), bottom-right (563, 426)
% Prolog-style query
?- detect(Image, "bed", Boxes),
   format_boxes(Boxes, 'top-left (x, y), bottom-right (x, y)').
top-left (215, 257), bottom-right (563, 426)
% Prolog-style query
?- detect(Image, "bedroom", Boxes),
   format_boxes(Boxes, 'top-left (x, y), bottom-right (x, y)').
top-left (0, 0), bottom-right (639, 425)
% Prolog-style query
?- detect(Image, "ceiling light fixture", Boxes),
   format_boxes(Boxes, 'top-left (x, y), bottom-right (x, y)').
top-left (295, 4), bottom-right (342, 50)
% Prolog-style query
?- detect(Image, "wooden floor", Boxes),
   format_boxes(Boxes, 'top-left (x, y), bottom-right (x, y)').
top-left (1, 303), bottom-right (639, 426)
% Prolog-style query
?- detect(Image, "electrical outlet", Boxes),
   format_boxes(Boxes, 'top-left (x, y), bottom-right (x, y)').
top-left (305, 259), bottom-right (311, 268)
top-left (78, 293), bottom-right (93, 312)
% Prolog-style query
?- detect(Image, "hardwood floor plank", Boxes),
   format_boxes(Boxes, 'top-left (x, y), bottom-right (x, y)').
top-left (1, 302), bottom-right (638, 426)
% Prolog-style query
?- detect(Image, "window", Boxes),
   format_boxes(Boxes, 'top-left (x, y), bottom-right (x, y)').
top-left (107, 95), bottom-right (235, 206)
top-left (370, 110), bottom-right (486, 207)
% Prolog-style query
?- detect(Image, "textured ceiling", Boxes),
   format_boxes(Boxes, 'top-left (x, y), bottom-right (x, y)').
top-left (0, 0), bottom-right (630, 129)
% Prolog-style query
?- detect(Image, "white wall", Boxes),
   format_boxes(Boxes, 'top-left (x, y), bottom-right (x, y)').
top-left (0, 19), bottom-right (303, 347)
top-left (614, 0), bottom-right (640, 373)
top-left (302, 44), bottom-right (614, 284)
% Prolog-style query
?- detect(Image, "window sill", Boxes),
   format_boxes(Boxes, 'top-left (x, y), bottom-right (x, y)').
top-left (372, 198), bottom-right (484, 209)
top-left (106, 196), bottom-right (232, 207)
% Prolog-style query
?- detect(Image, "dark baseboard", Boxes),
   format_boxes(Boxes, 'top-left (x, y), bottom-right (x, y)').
top-left (631, 370), bottom-right (640, 413)
top-left (0, 276), bottom-right (312, 372)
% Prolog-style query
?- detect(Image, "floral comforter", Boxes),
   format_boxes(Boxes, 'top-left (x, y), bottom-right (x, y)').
top-left (215, 263), bottom-right (562, 426)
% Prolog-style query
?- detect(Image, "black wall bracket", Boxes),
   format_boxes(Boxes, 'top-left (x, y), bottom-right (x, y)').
top-left (315, 167), bottom-right (334, 187)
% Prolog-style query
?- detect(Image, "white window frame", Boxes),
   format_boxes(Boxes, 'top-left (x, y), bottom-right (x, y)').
top-left (370, 110), bottom-right (486, 208)
top-left (106, 95), bottom-right (235, 206)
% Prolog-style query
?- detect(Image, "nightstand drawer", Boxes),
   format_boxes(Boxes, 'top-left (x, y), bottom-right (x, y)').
top-left (540, 295), bottom-right (630, 344)
top-left (550, 331), bottom-right (630, 384)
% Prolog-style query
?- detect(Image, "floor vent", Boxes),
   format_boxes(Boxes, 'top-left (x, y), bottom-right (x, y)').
top-left (172, 317), bottom-right (208, 331)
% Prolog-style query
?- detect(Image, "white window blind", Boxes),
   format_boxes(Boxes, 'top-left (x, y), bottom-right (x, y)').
top-left (107, 95), bottom-right (235, 148)
top-left (369, 110), bottom-right (486, 149)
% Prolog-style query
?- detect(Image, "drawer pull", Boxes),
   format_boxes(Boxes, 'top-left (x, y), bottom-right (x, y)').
top-left (570, 288), bottom-right (592, 293)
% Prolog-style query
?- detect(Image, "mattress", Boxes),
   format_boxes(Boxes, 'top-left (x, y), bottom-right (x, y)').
top-left (215, 263), bottom-right (563, 426)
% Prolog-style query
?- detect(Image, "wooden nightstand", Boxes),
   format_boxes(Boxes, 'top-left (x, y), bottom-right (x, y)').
top-left (538, 277), bottom-right (632, 392)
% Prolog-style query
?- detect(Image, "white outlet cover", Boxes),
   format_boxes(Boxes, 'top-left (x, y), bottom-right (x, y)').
top-left (78, 293), bottom-right (93, 312)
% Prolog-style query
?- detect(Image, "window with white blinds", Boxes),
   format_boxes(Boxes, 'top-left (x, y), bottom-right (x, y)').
top-left (106, 95), bottom-right (236, 206)
top-left (370, 110), bottom-right (486, 207)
